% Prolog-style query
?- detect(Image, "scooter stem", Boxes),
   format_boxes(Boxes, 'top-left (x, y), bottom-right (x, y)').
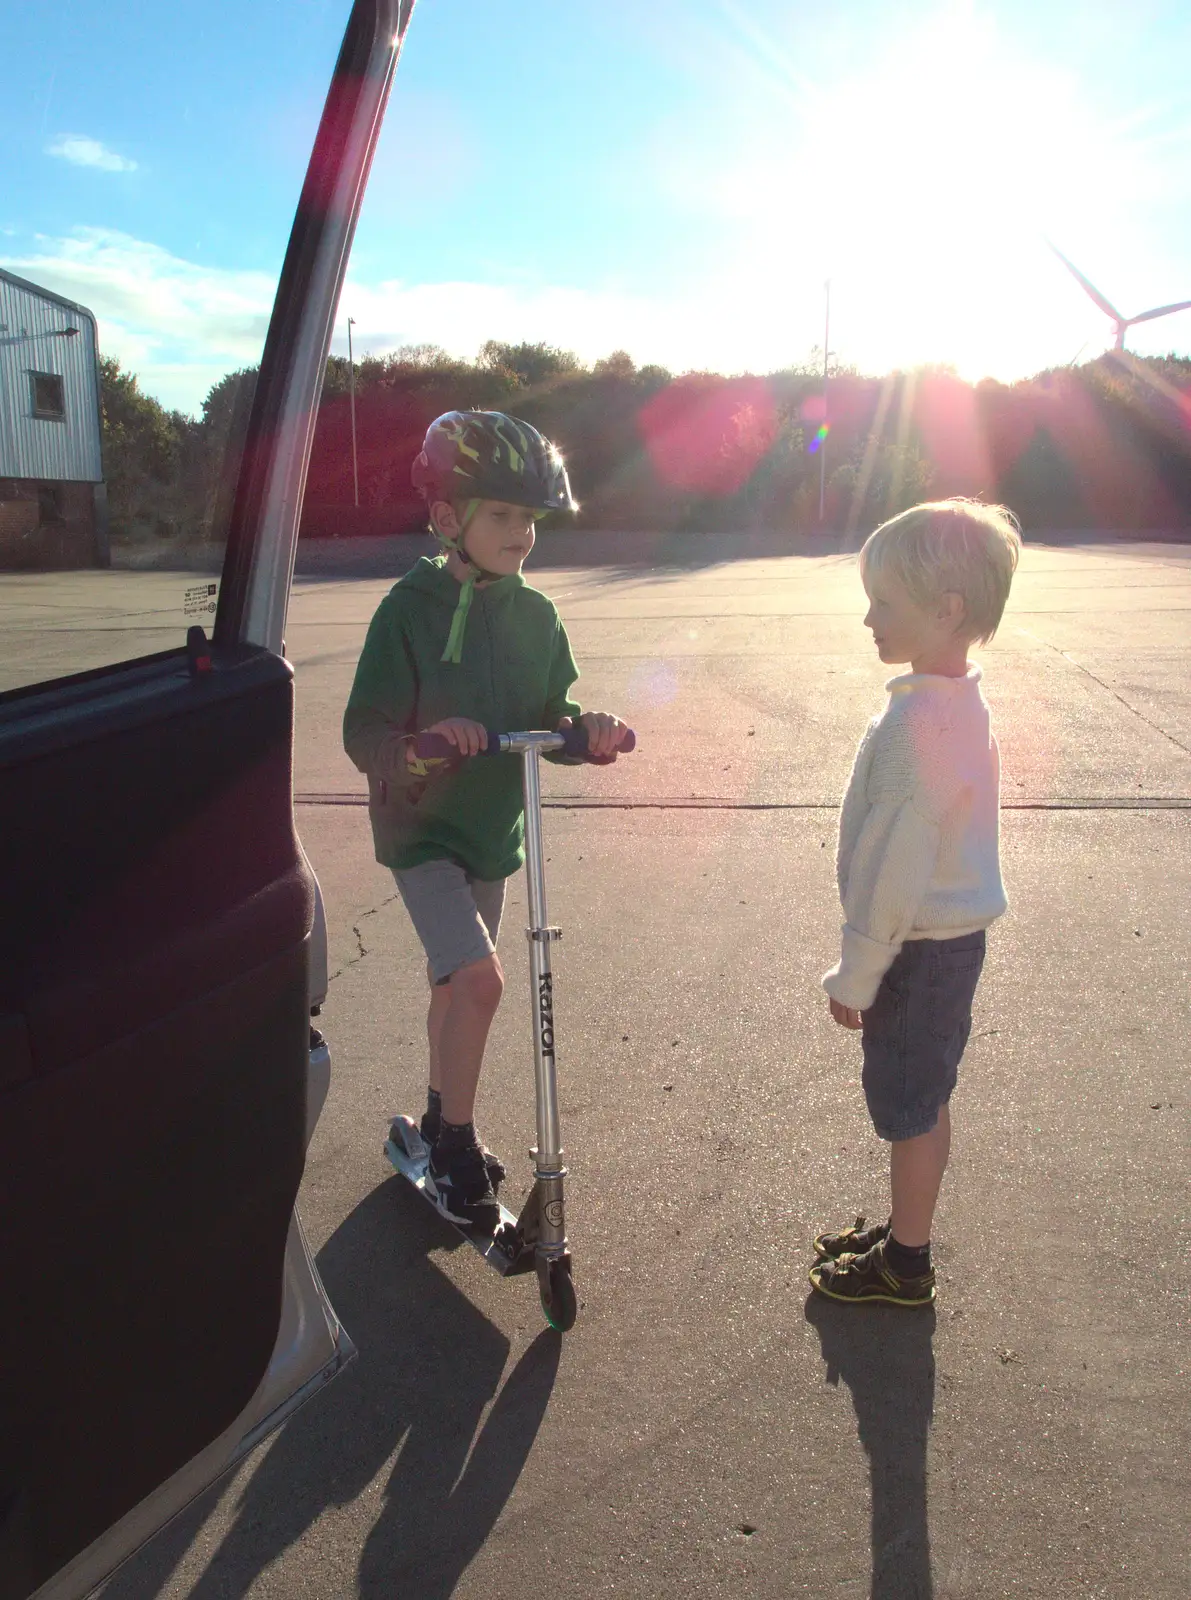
top-left (521, 745), bottom-right (563, 1170)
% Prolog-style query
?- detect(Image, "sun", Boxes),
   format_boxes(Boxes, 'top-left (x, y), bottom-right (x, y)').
top-left (808, 14), bottom-right (1097, 374)
top-left (701, 7), bottom-right (1148, 379)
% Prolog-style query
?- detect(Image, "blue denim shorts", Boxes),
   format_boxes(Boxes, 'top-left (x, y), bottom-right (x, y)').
top-left (860, 931), bottom-right (987, 1141)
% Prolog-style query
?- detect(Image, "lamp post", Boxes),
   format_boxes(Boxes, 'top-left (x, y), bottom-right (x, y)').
top-left (347, 315), bottom-right (359, 509)
top-left (818, 279), bottom-right (830, 524)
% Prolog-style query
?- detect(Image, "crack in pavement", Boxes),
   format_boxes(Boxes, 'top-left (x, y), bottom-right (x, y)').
top-left (326, 893), bottom-right (399, 984)
top-left (1058, 651), bottom-right (1191, 760)
top-left (1016, 626), bottom-right (1191, 760)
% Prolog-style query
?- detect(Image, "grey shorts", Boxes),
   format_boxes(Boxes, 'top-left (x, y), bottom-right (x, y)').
top-left (393, 858), bottom-right (507, 984)
top-left (860, 931), bottom-right (986, 1141)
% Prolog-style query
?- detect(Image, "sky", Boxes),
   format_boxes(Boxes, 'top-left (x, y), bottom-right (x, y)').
top-left (3, 0), bottom-right (1191, 416)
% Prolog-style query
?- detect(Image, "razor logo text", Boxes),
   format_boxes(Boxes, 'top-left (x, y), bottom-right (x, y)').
top-left (538, 972), bottom-right (554, 1058)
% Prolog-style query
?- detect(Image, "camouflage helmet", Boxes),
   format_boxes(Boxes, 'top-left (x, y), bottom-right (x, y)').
top-left (411, 410), bottom-right (577, 513)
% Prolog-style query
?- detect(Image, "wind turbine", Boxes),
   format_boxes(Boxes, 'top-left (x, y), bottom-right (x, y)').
top-left (1049, 242), bottom-right (1191, 353)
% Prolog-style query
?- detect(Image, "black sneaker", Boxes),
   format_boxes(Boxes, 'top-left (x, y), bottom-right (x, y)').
top-left (425, 1140), bottom-right (501, 1233)
top-left (419, 1110), bottom-right (506, 1188)
top-left (813, 1214), bottom-right (890, 1260)
top-left (808, 1239), bottom-right (936, 1307)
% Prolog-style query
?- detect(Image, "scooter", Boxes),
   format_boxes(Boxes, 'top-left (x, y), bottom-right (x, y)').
top-left (384, 721), bottom-right (636, 1332)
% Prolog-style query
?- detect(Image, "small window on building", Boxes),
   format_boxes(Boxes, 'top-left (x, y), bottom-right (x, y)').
top-left (30, 371), bottom-right (66, 421)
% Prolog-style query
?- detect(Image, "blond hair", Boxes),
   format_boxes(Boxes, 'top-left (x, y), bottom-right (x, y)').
top-left (859, 499), bottom-right (1021, 644)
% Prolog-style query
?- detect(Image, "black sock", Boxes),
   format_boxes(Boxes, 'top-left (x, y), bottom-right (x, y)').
top-left (436, 1116), bottom-right (478, 1152)
top-left (425, 1087), bottom-right (442, 1124)
top-left (884, 1234), bottom-right (932, 1277)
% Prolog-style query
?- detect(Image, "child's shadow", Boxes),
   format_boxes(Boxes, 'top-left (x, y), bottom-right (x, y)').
top-left (101, 1180), bottom-right (560, 1600)
top-left (804, 1293), bottom-right (937, 1600)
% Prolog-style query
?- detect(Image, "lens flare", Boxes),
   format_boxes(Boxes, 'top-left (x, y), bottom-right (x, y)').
top-left (808, 423), bottom-right (830, 454)
top-left (638, 376), bottom-right (778, 495)
top-left (627, 658), bottom-right (680, 708)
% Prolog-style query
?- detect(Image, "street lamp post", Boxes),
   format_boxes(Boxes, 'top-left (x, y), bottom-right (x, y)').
top-left (347, 315), bottom-right (359, 510)
top-left (818, 279), bottom-right (830, 524)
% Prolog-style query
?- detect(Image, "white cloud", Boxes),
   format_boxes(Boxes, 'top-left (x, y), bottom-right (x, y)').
top-left (0, 229), bottom-right (276, 413)
top-left (331, 273), bottom-right (828, 381)
top-left (3, 225), bottom-right (812, 415)
top-left (46, 135), bottom-right (138, 173)
top-left (7, 214), bottom-right (1172, 429)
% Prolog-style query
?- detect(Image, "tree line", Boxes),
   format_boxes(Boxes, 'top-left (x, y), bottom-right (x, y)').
top-left (100, 340), bottom-right (1191, 544)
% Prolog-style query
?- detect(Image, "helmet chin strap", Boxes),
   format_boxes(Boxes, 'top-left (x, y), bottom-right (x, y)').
top-left (436, 499), bottom-right (503, 664)
top-left (456, 542), bottom-right (504, 585)
top-left (432, 499), bottom-right (502, 579)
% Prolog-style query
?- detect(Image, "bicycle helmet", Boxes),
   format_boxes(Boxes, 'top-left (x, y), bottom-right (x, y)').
top-left (411, 411), bottom-right (577, 661)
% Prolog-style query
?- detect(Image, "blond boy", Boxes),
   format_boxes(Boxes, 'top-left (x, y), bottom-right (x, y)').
top-left (811, 499), bottom-right (1021, 1306)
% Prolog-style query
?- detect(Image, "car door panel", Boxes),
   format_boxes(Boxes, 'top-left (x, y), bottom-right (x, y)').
top-left (0, 651), bottom-right (313, 1594)
top-left (1, 2), bottom-right (414, 1594)
top-left (25, 1213), bottom-right (346, 1600)
top-left (0, 1013), bottom-right (34, 1092)
top-left (2, 949), bottom-right (309, 1581)
top-left (8, 657), bottom-right (306, 1061)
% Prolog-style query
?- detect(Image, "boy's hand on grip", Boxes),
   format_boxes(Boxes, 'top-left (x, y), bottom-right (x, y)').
top-left (558, 711), bottom-right (629, 761)
top-left (829, 997), bottom-right (863, 1030)
top-left (412, 718), bottom-right (489, 761)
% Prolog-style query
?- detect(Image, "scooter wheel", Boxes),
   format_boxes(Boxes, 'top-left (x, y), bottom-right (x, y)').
top-left (538, 1254), bottom-right (577, 1332)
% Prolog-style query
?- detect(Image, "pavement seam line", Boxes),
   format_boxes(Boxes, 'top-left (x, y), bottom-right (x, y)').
top-left (294, 794), bottom-right (1191, 812)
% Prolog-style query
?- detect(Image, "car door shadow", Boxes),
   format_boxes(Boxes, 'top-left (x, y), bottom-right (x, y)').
top-left (101, 1180), bottom-right (560, 1600)
top-left (803, 1293), bottom-right (937, 1600)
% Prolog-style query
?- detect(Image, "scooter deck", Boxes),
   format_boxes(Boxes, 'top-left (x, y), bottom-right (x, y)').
top-left (384, 1116), bottom-right (535, 1276)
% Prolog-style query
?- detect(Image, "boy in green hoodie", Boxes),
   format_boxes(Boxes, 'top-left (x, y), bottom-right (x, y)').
top-left (343, 411), bottom-right (628, 1231)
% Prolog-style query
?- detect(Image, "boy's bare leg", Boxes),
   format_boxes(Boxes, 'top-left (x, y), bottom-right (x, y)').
top-left (889, 1103), bottom-right (951, 1248)
top-left (435, 953), bottom-right (504, 1126)
top-left (426, 963), bottom-right (449, 1092)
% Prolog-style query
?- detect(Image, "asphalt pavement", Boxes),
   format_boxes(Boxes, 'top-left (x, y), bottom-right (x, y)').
top-left (100, 537), bottom-right (1190, 1600)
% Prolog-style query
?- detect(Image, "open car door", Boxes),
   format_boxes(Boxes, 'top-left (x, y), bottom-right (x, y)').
top-left (0, 5), bottom-right (413, 1596)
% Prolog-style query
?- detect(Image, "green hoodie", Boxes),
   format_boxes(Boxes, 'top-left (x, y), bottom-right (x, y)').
top-left (343, 555), bottom-right (582, 880)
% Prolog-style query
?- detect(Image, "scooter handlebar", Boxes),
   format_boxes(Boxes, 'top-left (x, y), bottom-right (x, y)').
top-left (413, 731), bottom-right (482, 760)
top-left (557, 722), bottom-right (636, 763)
top-left (413, 724), bottom-right (636, 761)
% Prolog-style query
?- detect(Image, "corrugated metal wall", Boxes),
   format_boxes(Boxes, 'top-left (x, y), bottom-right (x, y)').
top-left (0, 270), bottom-right (103, 483)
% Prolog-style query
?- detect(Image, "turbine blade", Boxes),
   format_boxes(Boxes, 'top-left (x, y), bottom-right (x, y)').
top-left (1046, 241), bottom-right (1125, 323)
top-left (1128, 300), bottom-right (1191, 326)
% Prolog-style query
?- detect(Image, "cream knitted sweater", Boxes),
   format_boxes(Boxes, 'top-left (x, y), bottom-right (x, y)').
top-left (822, 665), bottom-right (1007, 1011)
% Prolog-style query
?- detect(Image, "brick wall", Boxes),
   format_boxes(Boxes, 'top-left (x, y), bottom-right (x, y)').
top-left (0, 480), bottom-right (99, 570)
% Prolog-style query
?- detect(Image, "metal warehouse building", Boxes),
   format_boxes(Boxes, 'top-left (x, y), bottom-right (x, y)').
top-left (0, 268), bottom-right (108, 569)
